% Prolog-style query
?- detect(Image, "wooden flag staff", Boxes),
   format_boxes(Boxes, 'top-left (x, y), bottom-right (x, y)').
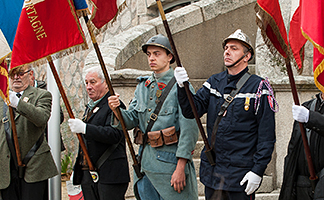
top-left (285, 57), bottom-right (318, 188)
top-left (83, 16), bottom-right (142, 178)
top-left (8, 106), bottom-right (25, 171)
top-left (46, 56), bottom-right (99, 182)
top-left (155, 0), bottom-right (215, 165)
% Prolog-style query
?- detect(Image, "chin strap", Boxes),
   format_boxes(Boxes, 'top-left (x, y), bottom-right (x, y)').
top-left (225, 48), bottom-right (252, 68)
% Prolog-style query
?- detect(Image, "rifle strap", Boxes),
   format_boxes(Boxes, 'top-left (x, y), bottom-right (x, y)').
top-left (138, 77), bottom-right (176, 164)
top-left (210, 72), bottom-right (251, 149)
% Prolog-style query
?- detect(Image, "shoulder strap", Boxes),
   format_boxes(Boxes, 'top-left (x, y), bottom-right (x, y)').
top-left (22, 134), bottom-right (43, 165)
top-left (3, 102), bottom-right (44, 167)
top-left (145, 77), bottom-right (176, 134)
top-left (210, 72), bottom-right (251, 149)
top-left (96, 137), bottom-right (122, 169)
top-left (3, 103), bottom-right (18, 169)
top-left (139, 77), bottom-right (176, 165)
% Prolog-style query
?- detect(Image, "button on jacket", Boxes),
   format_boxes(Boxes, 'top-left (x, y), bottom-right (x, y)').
top-left (178, 67), bottom-right (276, 192)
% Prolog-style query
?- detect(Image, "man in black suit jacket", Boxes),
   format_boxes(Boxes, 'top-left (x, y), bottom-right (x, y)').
top-left (68, 66), bottom-right (130, 200)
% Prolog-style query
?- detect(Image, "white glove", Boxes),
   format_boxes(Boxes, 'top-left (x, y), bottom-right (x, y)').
top-left (9, 90), bottom-right (20, 108)
top-left (292, 105), bottom-right (309, 123)
top-left (174, 67), bottom-right (189, 88)
top-left (68, 118), bottom-right (86, 134)
top-left (240, 171), bottom-right (262, 195)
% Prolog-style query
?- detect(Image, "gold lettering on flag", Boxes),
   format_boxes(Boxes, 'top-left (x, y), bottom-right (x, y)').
top-left (25, 3), bottom-right (47, 40)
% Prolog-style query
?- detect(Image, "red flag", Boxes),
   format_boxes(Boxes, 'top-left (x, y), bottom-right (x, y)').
top-left (0, 62), bottom-right (9, 105)
top-left (10, 0), bottom-right (87, 70)
top-left (89, 0), bottom-right (125, 29)
top-left (255, 0), bottom-right (289, 58)
top-left (301, 0), bottom-right (324, 92)
top-left (289, 6), bottom-right (306, 72)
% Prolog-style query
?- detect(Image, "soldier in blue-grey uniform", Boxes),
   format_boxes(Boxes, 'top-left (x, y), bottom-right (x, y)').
top-left (174, 29), bottom-right (277, 200)
top-left (108, 34), bottom-right (199, 200)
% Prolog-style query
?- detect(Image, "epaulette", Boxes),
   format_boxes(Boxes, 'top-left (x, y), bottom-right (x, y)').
top-left (136, 76), bottom-right (150, 83)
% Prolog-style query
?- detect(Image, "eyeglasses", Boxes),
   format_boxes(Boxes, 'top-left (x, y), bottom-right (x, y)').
top-left (10, 69), bottom-right (31, 78)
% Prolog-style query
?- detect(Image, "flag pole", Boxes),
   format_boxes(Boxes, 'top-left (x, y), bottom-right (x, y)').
top-left (285, 57), bottom-right (318, 187)
top-left (82, 16), bottom-right (142, 178)
top-left (155, 0), bottom-right (215, 165)
top-left (8, 106), bottom-right (25, 169)
top-left (46, 56), bottom-right (98, 180)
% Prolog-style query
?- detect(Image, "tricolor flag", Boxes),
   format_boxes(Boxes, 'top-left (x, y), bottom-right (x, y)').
top-left (300, 0), bottom-right (324, 93)
top-left (89, 0), bottom-right (126, 29)
top-left (10, 0), bottom-right (88, 70)
top-left (0, 0), bottom-right (24, 63)
top-left (254, 0), bottom-right (289, 58)
top-left (0, 62), bottom-right (9, 105)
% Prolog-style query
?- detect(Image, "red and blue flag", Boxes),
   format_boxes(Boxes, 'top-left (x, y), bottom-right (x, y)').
top-left (10, 0), bottom-right (88, 70)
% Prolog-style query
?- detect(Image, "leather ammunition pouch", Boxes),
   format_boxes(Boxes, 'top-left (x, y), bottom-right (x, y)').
top-left (148, 130), bottom-right (164, 148)
top-left (147, 126), bottom-right (178, 147)
top-left (133, 127), bottom-right (144, 145)
top-left (162, 126), bottom-right (178, 145)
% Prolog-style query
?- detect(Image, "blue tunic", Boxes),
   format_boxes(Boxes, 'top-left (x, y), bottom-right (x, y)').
top-left (178, 67), bottom-right (276, 192)
top-left (113, 68), bottom-right (199, 199)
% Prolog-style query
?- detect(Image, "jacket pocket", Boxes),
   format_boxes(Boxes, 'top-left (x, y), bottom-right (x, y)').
top-left (156, 150), bottom-right (178, 165)
top-left (230, 156), bottom-right (253, 168)
top-left (158, 106), bottom-right (175, 116)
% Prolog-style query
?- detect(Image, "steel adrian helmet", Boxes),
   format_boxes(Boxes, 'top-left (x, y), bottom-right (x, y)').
top-left (142, 34), bottom-right (175, 64)
top-left (222, 29), bottom-right (254, 61)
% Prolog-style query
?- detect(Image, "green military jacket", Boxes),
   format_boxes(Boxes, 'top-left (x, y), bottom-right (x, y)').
top-left (0, 86), bottom-right (58, 189)
top-left (113, 68), bottom-right (199, 200)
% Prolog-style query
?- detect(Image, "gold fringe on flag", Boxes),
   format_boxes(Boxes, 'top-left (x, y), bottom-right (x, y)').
top-left (254, 3), bottom-right (298, 73)
top-left (313, 58), bottom-right (324, 93)
top-left (76, 8), bottom-right (90, 18)
top-left (88, 1), bottom-right (127, 34)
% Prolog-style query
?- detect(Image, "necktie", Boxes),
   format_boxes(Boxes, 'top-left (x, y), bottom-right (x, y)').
top-left (16, 93), bottom-right (21, 98)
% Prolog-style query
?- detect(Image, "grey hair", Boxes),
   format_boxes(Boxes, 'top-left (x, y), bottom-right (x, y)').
top-left (83, 66), bottom-right (106, 83)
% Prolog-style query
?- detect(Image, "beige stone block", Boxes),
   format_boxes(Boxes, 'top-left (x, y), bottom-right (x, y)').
top-left (256, 175), bottom-right (273, 193)
top-left (155, 5), bottom-right (203, 35)
top-left (195, 0), bottom-right (256, 22)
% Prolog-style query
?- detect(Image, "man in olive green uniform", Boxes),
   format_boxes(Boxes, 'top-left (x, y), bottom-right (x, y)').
top-left (0, 65), bottom-right (58, 200)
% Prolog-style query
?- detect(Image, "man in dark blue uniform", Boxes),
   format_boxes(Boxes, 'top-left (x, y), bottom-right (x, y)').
top-left (174, 29), bottom-right (277, 200)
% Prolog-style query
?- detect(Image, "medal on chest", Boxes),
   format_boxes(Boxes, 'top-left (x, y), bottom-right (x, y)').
top-left (155, 82), bottom-right (166, 104)
top-left (155, 90), bottom-right (162, 104)
top-left (244, 97), bottom-right (250, 111)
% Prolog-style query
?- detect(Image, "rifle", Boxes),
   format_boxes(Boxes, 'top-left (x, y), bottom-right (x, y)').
top-left (155, 0), bottom-right (215, 165)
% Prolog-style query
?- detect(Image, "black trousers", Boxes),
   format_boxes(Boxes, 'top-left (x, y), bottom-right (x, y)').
top-left (81, 171), bottom-right (129, 200)
top-left (0, 169), bottom-right (47, 200)
top-left (205, 186), bottom-right (255, 200)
